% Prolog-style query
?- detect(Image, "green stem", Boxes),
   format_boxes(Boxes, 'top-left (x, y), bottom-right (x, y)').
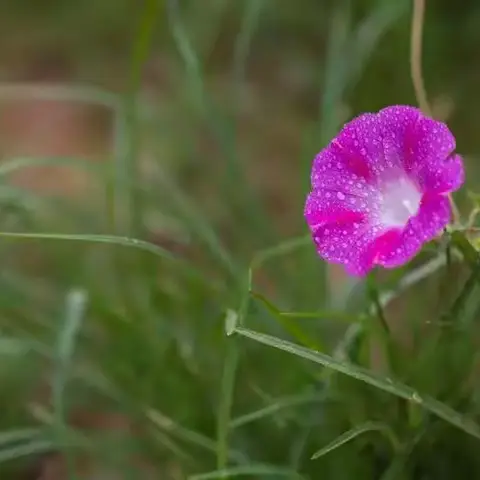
top-left (120, 0), bottom-right (161, 235)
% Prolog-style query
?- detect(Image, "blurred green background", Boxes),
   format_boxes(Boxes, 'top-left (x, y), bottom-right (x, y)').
top-left (0, 0), bottom-right (479, 478)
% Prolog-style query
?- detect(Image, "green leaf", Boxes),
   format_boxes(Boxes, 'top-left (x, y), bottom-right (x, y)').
top-left (250, 291), bottom-right (324, 351)
top-left (450, 231), bottom-right (479, 267)
top-left (218, 235), bottom-right (315, 470)
top-left (311, 421), bottom-right (400, 460)
top-left (232, 326), bottom-right (480, 440)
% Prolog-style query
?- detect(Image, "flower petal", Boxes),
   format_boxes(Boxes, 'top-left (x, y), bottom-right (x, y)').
top-left (378, 105), bottom-right (421, 169)
top-left (378, 105), bottom-right (462, 193)
top-left (311, 149), bottom-right (372, 197)
top-left (414, 115), bottom-right (456, 164)
top-left (329, 113), bottom-right (384, 181)
top-left (419, 153), bottom-right (464, 194)
top-left (375, 193), bottom-right (450, 268)
top-left (311, 220), bottom-right (380, 276)
top-left (304, 189), bottom-right (367, 227)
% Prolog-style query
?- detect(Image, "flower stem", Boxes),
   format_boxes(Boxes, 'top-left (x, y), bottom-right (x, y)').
top-left (410, 0), bottom-right (429, 115)
top-left (410, 0), bottom-right (460, 224)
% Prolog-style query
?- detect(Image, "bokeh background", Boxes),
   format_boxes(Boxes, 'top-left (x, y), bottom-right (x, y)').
top-left (0, 0), bottom-right (480, 478)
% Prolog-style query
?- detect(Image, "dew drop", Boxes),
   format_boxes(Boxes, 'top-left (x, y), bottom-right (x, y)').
top-left (337, 192), bottom-right (346, 200)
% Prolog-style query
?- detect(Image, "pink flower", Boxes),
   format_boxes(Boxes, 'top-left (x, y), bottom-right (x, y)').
top-left (304, 105), bottom-right (464, 276)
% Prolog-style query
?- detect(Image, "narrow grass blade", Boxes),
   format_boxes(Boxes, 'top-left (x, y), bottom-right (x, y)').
top-left (220, 235), bottom-right (324, 467)
top-left (251, 291), bottom-right (358, 323)
top-left (232, 326), bottom-right (480, 440)
top-left (451, 231), bottom-right (479, 268)
top-left (188, 465), bottom-right (306, 480)
top-left (166, 0), bottom-right (203, 103)
top-left (52, 288), bottom-right (88, 477)
top-left (311, 421), bottom-right (400, 460)
top-left (0, 83), bottom-right (119, 109)
top-left (184, 0), bottom-right (230, 63)
top-left (155, 170), bottom-right (237, 277)
top-left (250, 291), bottom-right (324, 350)
top-left (0, 156), bottom-right (104, 177)
top-left (443, 263), bottom-right (480, 322)
top-left (229, 392), bottom-right (326, 429)
top-left (335, 254), bottom-right (451, 361)
top-left (146, 408), bottom-right (246, 464)
top-left (232, 0), bottom-right (265, 92)
top-left (0, 428), bottom-right (43, 447)
top-left (244, 235), bottom-right (312, 323)
top-left (216, 242), bottom-right (317, 470)
top-left (166, 0), bottom-right (273, 243)
top-left (121, 0), bottom-right (162, 235)
top-left (445, 231), bottom-right (480, 322)
top-left (380, 427), bottom-right (427, 480)
top-left (250, 235), bottom-right (311, 271)
top-left (0, 337), bottom-right (34, 355)
top-left (318, 0), bottom-right (351, 143)
top-left (0, 440), bottom-right (53, 464)
top-left (0, 231), bottom-right (207, 282)
top-left (348, 0), bottom-right (408, 87)
top-left (216, 344), bottom-right (240, 470)
top-left (0, 231), bottom-right (173, 257)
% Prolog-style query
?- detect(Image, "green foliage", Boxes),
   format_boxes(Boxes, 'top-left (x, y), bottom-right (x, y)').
top-left (0, 0), bottom-right (480, 479)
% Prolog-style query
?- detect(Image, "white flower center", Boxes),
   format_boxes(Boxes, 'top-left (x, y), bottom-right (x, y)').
top-left (379, 176), bottom-right (422, 228)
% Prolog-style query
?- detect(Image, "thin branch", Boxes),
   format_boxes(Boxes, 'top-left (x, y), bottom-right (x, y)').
top-left (410, 0), bottom-right (460, 224)
top-left (410, 0), bottom-right (430, 115)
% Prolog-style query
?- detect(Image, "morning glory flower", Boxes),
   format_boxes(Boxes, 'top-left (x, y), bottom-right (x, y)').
top-left (304, 105), bottom-right (464, 276)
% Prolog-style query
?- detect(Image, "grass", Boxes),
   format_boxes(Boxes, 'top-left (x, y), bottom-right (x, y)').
top-left (1, 0), bottom-right (480, 479)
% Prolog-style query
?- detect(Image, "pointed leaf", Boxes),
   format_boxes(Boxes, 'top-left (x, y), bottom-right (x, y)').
top-left (233, 326), bottom-right (480, 440)
top-left (311, 421), bottom-right (400, 460)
